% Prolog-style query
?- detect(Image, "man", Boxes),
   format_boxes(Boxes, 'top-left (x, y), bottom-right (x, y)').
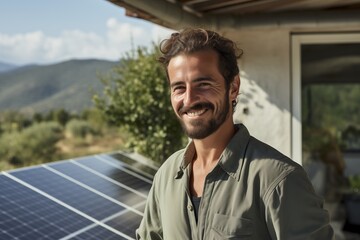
top-left (136, 28), bottom-right (334, 239)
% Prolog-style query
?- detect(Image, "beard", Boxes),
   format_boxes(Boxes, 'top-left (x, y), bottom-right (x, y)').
top-left (177, 94), bottom-right (230, 139)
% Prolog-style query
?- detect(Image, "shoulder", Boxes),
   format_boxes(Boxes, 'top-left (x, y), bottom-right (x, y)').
top-left (153, 148), bottom-right (186, 181)
top-left (246, 136), bottom-right (301, 172)
top-left (244, 136), bottom-right (306, 196)
top-left (233, 124), bottom-right (301, 174)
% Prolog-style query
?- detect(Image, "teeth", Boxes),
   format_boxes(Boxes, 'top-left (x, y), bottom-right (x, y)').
top-left (187, 109), bottom-right (206, 117)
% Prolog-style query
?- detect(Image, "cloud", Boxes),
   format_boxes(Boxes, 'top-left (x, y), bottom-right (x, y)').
top-left (0, 18), bottom-right (174, 65)
top-left (151, 25), bottom-right (174, 44)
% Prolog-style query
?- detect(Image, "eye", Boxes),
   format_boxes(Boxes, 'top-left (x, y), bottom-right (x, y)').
top-left (198, 82), bottom-right (211, 88)
top-left (172, 86), bottom-right (185, 93)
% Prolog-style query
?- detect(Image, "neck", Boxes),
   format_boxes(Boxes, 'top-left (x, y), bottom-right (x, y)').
top-left (193, 120), bottom-right (236, 168)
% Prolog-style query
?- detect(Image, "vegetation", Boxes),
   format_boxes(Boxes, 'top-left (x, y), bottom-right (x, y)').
top-left (0, 121), bottom-right (63, 166)
top-left (349, 175), bottom-right (360, 191)
top-left (302, 83), bottom-right (360, 185)
top-left (302, 83), bottom-right (360, 154)
top-left (94, 46), bottom-right (187, 163)
top-left (0, 108), bottom-right (125, 171)
top-left (302, 84), bottom-right (360, 133)
top-left (65, 119), bottom-right (97, 138)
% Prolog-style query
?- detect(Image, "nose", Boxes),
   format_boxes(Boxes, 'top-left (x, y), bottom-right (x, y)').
top-left (183, 87), bottom-right (199, 107)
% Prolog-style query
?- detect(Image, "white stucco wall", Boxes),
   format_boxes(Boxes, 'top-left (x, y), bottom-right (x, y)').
top-left (221, 29), bottom-right (293, 157)
top-left (219, 21), bottom-right (360, 159)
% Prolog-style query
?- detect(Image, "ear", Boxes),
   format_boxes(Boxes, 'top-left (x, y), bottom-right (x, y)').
top-left (229, 75), bottom-right (240, 101)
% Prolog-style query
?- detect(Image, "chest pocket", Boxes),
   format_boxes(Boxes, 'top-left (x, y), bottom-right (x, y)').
top-left (210, 213), bottom-right (253, 240)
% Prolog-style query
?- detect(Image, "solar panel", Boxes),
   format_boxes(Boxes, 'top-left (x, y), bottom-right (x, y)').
top-left (0, 152), bottom-right (158, 240)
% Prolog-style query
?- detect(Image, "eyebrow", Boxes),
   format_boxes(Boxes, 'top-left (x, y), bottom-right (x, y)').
top-left (193, 76), bottom-right (214, 83)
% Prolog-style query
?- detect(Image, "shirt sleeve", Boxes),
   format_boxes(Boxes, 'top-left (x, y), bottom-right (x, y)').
top-left (136, 174), bottom-right (163, 240)
top-left (264, 168), bottom-right (335, 240)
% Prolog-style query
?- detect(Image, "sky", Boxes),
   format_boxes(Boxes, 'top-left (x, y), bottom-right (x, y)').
top-left (0, 0), bottom-right (174, 66)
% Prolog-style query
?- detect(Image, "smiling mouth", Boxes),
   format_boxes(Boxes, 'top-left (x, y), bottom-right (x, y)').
top-left (179, 102), bottom-right (213, 118)
top-left (185, 109), bottom-right (207, 118)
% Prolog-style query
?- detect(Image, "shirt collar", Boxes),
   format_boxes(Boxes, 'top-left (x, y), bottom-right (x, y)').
top-left (218, 124), bottom-right (250, 181)
top-left (175, 124), bottom-right (250, 181)
top-left (174, 140), bottom-right (195, 179)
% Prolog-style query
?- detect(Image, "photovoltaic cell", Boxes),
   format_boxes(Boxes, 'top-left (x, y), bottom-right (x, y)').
top-left (103, 153), bottom-right (158, 177)
top-left (105, 210), bottom-right (143, 239)
top-left (0, 175), bottom-right (92, 240)
top-left (69, 225), bottom-right (127, 240)
top-left (10, 167), bottom-right (125, 221)
top-left (0, 151), bottom-right (157, 240)
top-left (48, 162), bottom-right (145, 206)
top-left (76, 156), bottom-right (152, 194)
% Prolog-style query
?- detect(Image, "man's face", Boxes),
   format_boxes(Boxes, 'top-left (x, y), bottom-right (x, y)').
top-left (168, 50), bottom-right (232, 139)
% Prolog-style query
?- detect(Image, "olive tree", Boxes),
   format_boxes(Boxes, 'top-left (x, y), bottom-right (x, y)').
top-left (94, 46), bottom-right (186, 163)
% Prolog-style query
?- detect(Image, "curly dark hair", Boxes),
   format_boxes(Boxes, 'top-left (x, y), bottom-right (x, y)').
top-left (158, 28), bottom-right (243, 87)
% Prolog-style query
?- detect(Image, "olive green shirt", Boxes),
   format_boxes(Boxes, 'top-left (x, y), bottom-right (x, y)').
top-left (136, 124), bottom-right (334, 239)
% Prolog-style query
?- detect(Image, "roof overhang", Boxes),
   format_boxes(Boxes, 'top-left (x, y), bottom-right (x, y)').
top-left (108, 0), bottom-right (360, 30)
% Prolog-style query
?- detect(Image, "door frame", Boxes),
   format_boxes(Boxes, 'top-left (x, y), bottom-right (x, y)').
top-left (291, 32), bottom-right (360, 164)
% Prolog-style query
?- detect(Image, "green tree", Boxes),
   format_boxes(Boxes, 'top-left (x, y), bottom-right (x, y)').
top-left (32, 112), bottom-right (44, 123)
top-left (52, 108), bottom-right (71, 126)
top-left (0, 110), bottom-right (32, 132)
top-left (80, 108), bottom-right (107, 133)
top-left (94, 46), bottom-right (186, 163)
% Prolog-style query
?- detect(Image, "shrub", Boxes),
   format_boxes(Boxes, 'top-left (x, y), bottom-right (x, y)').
top-left (0, 122), bottom-right (63, 167)
top-left (65, 119), bottom-right (96, 138)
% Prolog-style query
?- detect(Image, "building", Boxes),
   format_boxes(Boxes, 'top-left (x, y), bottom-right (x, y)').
top-left (108, 0), bottom-right (360, 238)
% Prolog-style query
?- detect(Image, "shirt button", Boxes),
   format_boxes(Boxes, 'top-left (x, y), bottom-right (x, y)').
top-left (188, 205), bottom-right (193, 211)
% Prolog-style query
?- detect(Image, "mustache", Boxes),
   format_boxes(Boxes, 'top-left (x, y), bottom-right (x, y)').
top-left (178, 102), bottom-right (214, 115)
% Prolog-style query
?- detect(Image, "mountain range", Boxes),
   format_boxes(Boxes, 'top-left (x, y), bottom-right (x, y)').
top-left (0, 59), bottom-right (118, 114)
top-left (0, 61), bottom-right (18, 73)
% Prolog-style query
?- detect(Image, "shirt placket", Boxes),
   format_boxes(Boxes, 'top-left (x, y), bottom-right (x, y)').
top-left (183, 166), bottom-right (199, 240)
top-left (197, 172), bottom-right (216, 240)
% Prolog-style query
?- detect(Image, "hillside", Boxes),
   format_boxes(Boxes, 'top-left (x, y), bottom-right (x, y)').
top-left (0, 61), bottom-right (18, 73)
top-left (0, 59), bottom-right (118, 113)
